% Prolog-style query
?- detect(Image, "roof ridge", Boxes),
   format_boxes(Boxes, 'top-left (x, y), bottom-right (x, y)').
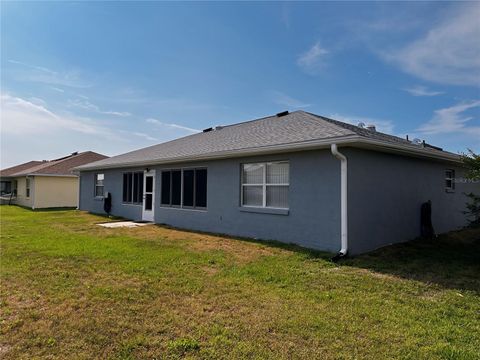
top-left (94, 113), bottom-right (288, 161)
top-left (217, 112), bottom-right (282, 129)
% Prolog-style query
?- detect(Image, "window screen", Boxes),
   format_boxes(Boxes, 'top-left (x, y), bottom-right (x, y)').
top-left (195, 169), bottom-right (207, 208)
top-left (171, 170), bottom-right (182, 206)
top-left (161, 168), bottom-right (207, 208)
top-left (183, 170), bottom-right (194, 207)
top-left (123, 172), bottom-right (143, 204)
top-left (161, 171), bottom-right (171, 205)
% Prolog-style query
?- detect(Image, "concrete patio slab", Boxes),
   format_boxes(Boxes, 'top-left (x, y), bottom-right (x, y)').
top-left (97, 221), bottom-right (152, 228)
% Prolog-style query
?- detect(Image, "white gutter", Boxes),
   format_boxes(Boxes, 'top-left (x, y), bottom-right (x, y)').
top-left (331, 144), bottom-right (348, 258)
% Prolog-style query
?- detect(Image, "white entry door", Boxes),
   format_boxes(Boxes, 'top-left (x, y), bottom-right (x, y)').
top-left (142, 170), bottom-right (155, 222)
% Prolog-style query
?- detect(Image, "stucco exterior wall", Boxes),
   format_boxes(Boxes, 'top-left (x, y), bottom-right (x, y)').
top-left (79, 147), bottom-right (479, 255)
top-left (79, 149), bottom-right (342, 252)
top-left (33, 176), bottom-right (79, 209)
top-left (345, 148), bottom-right (479, 254)
top-left (13, 177), bottom-right (34, 208)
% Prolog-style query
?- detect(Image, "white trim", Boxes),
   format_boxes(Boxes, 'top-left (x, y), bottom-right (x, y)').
top-left (94, 173), bottom-right (105, 198)
top-left (142, 169), bottom-right (155, 222)
top-left (331, 144), bottom-right (348, 256)
top-left (445, 169), bottom-right (455, 192)
top-left (241, 161), bottom-right (289, 210)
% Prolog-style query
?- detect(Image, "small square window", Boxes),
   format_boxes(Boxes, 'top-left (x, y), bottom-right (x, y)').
top-left (95, 173), bottom-right (105, 197)
top-left (445, 169), bottom-right (455, 192)
top-left (26, 178), bottom-right (31, 198)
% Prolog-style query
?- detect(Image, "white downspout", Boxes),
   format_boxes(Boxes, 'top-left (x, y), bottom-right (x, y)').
top-left (330, 144), bottom-right (348, 257)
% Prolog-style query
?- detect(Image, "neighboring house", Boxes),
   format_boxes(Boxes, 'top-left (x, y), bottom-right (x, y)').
top-left (75, 111), bottom-right (479, 255)
top-left (0, 151), bottom-right (108, 209)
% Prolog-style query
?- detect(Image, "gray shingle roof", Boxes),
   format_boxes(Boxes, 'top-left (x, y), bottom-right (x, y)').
top-left (76, 110), bottom-right (458, 170)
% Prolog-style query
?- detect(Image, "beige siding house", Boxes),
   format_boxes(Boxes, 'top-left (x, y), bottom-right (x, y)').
top-left (0, 152), bottom-right (107, 209)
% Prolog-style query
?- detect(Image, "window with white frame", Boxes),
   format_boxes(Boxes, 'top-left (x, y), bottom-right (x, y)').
top-left (241, 161), bottom-right (289, 209)
top-left (445, 169), bottom-right (455, 192)
top-left (95, 173), bottom-right (105, 197)
top-left (26, 178), bottom-right (31, 198)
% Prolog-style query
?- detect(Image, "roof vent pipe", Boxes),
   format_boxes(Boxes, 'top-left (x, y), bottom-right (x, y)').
top-left (330, 144), bottom-right (348, 261)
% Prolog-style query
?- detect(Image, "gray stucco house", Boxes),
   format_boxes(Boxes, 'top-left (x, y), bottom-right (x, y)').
top-left (76, 111), bottom-right (478, 256)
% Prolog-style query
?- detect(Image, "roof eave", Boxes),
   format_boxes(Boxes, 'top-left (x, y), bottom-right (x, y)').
top-left (74, 135), bottom-right (361, 171)
top-left (353, 138), bottom-right (462, 164)
top-left (75, 135), bottom-right (462, 171)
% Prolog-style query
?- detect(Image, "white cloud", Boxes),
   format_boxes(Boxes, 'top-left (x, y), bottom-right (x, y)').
top-left (50, 87), bottom-right (65, 93)
top-left (297, 42), bottom-right (329, 74)
top-left (146, 118), bottom-right (199, 133)
top-left (416, 100), bottom-right (480, 136)
top-left (8, 59), bottom-right (91, 88)
top-left (269, 91), bottom-right (311, 108)
top-left (68, 98), bottom-right (131, 117)
top-left (0, 93), bottom-right (207, 168)
top-left (132, 132), bottom-right (158, 142)
top-left (330, 113), bottom-right (395, 134)
top-left (385, 4), bottom-right (480, 86)
top-left (403, 85), bottom-right (444, 97)
top-left (0, 93), bottom-right (111, 136)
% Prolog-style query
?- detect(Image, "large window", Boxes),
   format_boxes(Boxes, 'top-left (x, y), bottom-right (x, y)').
top-left (95, 173), bottom-right (104, 197)
top-left (445, 169), bottom-right (455, 192)
top-left (123, 172), bottom-right (144, 204)
top-left (26, 178), bottom-right (31, 198)
top-left (161, 168), bottom-right (207, 209)
top-left (241, 161), bottom-right (289, 209)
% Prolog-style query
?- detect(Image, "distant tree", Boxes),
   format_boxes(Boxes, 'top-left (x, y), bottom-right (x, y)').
top-left (461, 149), bottom-right (480, 226)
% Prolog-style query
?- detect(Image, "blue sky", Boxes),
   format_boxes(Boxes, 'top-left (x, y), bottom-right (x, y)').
top-left (1, 1), bottom-right (479, 167)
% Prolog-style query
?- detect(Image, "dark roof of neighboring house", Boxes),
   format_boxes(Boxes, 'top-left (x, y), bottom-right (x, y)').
top-left (1, 152), bottom-right (108, 178)
top-left (0, 161), bottom-right (43, 177)
top-left (76, 110), bottom-right (460, 171)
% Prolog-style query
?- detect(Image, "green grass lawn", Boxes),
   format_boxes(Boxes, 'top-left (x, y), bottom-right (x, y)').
top-left (1, 206), bottom-right (479, 359)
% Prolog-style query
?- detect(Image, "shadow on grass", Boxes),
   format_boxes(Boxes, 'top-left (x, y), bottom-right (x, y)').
top-left (155, 223), bottom-right (334, 260)
top-left (341, 227), bottom-right (480, 293)
top-left (156, 223), bottom-right (480, 292)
